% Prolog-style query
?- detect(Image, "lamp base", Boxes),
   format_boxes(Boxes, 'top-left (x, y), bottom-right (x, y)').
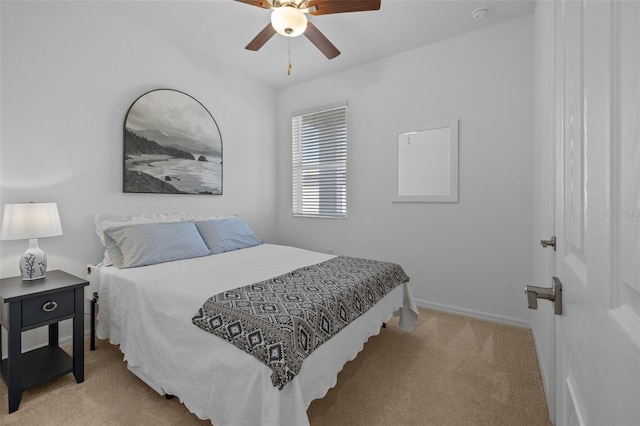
top-left (20, 238), bottom-right (47, 281)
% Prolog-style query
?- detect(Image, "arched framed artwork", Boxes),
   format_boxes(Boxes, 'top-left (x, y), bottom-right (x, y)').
top-left (123, 89), bottom-right (223, 195)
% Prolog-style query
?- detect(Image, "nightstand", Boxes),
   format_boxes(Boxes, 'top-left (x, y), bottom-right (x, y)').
top-left (0, 270), bottom-right (88, 413)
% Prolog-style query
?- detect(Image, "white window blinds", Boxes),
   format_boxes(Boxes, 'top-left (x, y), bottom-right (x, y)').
top-left (292, 102), bottom-right (347, 218)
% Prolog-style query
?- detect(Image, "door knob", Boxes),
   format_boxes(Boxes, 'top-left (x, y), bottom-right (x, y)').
top-left (540, 236), bottom-right (556, 251)
top-left (525, 277), bottom-right (562, 315)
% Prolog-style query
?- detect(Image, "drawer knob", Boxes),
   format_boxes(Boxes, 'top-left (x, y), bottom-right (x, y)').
top-left (42, 301), bottom-right (58, 312)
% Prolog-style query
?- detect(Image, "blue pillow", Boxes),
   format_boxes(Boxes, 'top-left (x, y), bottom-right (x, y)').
top-left (104, 222), bottom-right (211, 268)
top-left (194, 218), bottom-right (263, 254)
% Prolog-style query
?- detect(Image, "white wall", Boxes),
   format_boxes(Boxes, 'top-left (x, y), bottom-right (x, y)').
top-left (0, 1), bottom-right (278, 275)
top-left (276, 16), bottom-right (534, 325)
top-left (0, 2), bottom-right (278, 349)
top-left (1, 2), bottom-right (535, 349)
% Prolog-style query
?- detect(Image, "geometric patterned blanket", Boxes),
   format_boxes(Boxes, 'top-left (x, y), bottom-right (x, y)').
top-left (192, 256), bottom-right (410, 389)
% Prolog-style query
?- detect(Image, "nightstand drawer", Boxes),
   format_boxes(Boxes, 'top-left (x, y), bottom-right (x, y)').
top-left (22, 290), bottom-right (75, 327)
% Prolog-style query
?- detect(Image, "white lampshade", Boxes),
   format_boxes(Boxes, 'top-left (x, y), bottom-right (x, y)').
top-left (1, 202), bottom-right (63, 280)
top-left (271, 6), bottom-right (308, 37)
top-left (1, 202), bottom-right (63, 240)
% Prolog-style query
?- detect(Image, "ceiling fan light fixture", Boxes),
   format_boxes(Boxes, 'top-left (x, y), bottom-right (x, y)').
top-left (271, 6), bottom-right (307, 37)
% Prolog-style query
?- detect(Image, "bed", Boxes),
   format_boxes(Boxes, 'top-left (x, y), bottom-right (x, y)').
top-left (87, 213), bottom-right (418, 425)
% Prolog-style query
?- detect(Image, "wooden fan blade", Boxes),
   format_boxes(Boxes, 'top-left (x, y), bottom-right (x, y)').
top-left (308, 0), bottom-right (380, 16)
top-left (304, 22), bottom-right (340, 59)
top-left (245, 23), bottom-right (277, 51)
top-left (234, 0), bottom-right (271, 9)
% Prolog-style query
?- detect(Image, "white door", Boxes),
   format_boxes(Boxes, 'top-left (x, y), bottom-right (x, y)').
top-left (552, 0), bottom-right (640, 424)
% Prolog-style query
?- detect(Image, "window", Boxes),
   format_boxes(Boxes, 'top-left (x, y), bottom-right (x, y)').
top-left (292, 102), bottom-right (347, 218)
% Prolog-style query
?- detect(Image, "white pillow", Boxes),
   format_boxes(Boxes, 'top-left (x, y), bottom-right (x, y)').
top-left (94, 212), bottom-right (185, 246)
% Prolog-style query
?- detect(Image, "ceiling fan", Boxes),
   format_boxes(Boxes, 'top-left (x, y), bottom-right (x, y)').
top-left (235, 0), bottom-right (381, 60)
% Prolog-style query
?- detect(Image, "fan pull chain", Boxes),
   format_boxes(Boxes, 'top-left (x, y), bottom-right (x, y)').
top-left (288, 39), bottom-right (292, 76)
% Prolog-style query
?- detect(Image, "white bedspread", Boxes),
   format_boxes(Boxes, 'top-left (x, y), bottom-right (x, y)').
top-left (95, 244), bottom-right (418, 426)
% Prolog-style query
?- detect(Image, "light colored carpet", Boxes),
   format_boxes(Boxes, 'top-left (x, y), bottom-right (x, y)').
top-left (0, 308), bottom-right (550, 425)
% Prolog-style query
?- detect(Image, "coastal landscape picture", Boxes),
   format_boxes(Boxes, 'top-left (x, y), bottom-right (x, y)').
top-left (123, 89), bottom-right (222, 195)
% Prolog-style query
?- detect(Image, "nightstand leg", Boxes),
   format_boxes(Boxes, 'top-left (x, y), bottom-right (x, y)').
top-left (72, 288), bottom-right (84, 383)
top-left (49, 323), bottom-right (59, 346)
top-left (90, 293), bottom-right (97, 351)
top-left (8, 303), bottom-right (22, 413)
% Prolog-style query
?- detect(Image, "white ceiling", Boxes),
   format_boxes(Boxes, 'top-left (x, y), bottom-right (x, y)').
top-left (125, 0), bottom-right (535, 89)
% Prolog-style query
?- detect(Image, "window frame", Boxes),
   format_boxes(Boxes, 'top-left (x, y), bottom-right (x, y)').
top-left (291, 101), bottom-right (348, 219)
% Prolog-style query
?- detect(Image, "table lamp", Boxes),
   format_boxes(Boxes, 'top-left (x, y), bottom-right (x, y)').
top-left (0, 202), bottom-right (63, 280)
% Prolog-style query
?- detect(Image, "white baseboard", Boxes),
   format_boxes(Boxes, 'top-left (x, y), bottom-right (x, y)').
top-left (414, 297), bottom-right (532, 329)
top-left (1, 329), bottom-right (93, 358)
top-left (530, 320), bottom-right (555, 423)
